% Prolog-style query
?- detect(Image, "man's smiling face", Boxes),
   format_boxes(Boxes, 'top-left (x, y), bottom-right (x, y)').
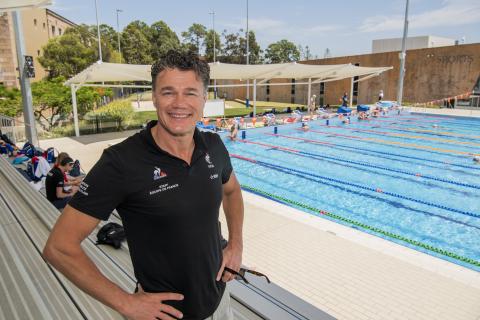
top-left (153, 68), bottom-right (206, 137)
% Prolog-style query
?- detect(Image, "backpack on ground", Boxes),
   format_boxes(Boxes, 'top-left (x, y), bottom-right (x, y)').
top-left (69, 159), bottom-right (82, 177)
top-left (20, 141), bottom-right (35, 158)
top-left (43, 147), bottom-right (56, 163)
top-left (96, 222), bottom-right (126, 249)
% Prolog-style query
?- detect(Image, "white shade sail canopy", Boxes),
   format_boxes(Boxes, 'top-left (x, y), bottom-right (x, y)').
top-left (65, 61), bottom-right (392, 86)
top-left (0, 0), bottom-right (52, 11)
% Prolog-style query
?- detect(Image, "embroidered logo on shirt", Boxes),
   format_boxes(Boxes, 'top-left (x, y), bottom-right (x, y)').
top-left (205, 153), bottom-right (215, 168)
top-left (153, 167), bottom-right (167, 180)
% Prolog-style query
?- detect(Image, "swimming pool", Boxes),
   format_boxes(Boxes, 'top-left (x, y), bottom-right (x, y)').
top-left (223, 111), bottom-right (480, 272)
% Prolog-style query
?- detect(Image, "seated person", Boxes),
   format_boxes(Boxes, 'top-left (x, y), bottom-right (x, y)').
top-left (55, 152), bottom-right (83, 186)
top-left (45, 156), bottom-right (77, 210)
top-left (0, 139), bottom-right (17, 157)
top-left (229, 123), bottom-right (238, 141)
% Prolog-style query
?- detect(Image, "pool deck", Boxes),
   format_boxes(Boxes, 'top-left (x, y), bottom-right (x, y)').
top-left (38, 123), bottom-right (480, 320)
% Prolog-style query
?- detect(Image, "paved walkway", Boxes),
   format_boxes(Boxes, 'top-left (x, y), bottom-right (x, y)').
top-left (39, 129), bottom-right (480, 320)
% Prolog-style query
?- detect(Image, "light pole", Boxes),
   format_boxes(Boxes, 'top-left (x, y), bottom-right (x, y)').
top-left (397, 0), bottom-right (409, 106)
top-left (209, 10), bottom-right (217, 98)
top-left (246, 0), bottom-right (250, 104)
top-left (116, 9), bottom-right (122, 61)
top-left (94, 0), bottom-right (102, 61)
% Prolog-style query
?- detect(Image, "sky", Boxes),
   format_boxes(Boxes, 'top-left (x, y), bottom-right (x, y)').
top-left (50, 0), bottom-right (480, 58)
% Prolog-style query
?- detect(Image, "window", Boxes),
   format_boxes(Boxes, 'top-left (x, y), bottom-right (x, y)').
top-left (33, 19), bottom-right (37, 26)
top-left (319, 82), bottom-right (325, 95)
top-left (51, 25), bottom-right (55, 35)
top-left (291, 79), bottom-right (296, 95)
top-left (43, 22), bottom-right (46, 29)
top-left (58, 28), bottom-right (62, 35)
top-left (266, 80), bottom-right (270, 95)
top-left (37, 50), bottom-right (40, 56)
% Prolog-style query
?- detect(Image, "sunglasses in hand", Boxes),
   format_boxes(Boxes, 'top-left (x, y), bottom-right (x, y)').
top-left (223, 266), bottom-right (271, 285)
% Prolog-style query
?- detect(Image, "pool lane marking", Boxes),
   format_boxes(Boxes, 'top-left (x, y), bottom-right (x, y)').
top-left (325, 123), bottom-right (480, 147)
top-left (230, 154), bottom-right (480, 219)
top-left (240, 184), bottom-right (480, 269)
top-left (353, 122), bottom-right (480, 140)
top-left (239, 139), bottom-right (480, 190)
top-left (305, 128), bottom-right (479, 156)
top-left (265, 133), bottom-right (480, 171)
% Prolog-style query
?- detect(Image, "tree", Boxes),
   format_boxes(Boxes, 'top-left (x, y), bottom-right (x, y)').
top-left (38, 31), bottom-right (96, 78)
top-left (181, 23), bottom-right (207, 54)
top-left (264, 39), bottom-right (300, 63)
top-left (220, 29), bottom-right (244, 64)
top-left (150, 21), bottom-right (181, 60)
top-left (243, 31), bottom-right (262, 64)
top-left (30, 77), bottom-right (111, 129)
top-left (204, 29), bottom-right (221, 62)
top-left (121, 21), bottom-right (153, 64)
top-left (219, 29), bottom-right (262, 64)
top-left (0, 85), bottom-right (21, 117)
top-left (31, 77), bottom-right (72, 129)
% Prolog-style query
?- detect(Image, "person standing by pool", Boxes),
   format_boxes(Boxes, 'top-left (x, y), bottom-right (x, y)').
top-left (43, 50), bottom-right (244, 320)
top-left (341, 92), bottom-right (349, 107)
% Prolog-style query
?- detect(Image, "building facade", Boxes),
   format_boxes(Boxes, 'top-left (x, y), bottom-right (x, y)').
top-left (216, 43), bottom-right (480, 107)
top-left (0, 8), bottom-right (76, 88)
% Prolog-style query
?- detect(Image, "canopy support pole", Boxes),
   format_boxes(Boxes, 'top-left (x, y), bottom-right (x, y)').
top-left (253, 79), bottom-right (257, 117)
top-left (349, 77), bottom-right (354, 108)
top-left (307, 78), bottom-right (312, 114)
top-left (13, 11), bottom-right (38, 146)
top-left (71, 84), bottom-right (80, 137)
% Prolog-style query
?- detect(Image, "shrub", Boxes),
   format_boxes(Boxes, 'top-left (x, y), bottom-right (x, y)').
top-left (85, 99), bottom-right (133, 129)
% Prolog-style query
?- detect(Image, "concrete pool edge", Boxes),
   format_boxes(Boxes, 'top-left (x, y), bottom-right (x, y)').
top-left (241, 190), bottom-right (480, 289)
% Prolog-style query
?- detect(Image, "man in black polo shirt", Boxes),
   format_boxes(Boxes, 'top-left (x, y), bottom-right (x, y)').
top-left (45, 156), bottom-right (76, 210)
top-left (43, 50), bottom-right (244, 320)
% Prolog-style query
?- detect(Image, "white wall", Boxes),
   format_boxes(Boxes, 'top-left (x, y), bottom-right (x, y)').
top-left (372, 36), bottom-right (455, 53)
top-left (204, 99), bottom-right (225, 117)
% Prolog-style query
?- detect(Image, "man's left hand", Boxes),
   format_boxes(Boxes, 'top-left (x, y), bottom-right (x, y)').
top-left (216, 243), bottom-right (243, 282)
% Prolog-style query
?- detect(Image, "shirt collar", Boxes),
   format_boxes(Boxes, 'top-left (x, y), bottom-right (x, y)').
top-left (142, 120), bottom-right (208, 156)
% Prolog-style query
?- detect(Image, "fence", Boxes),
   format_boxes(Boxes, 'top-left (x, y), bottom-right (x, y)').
top-left (0, 114), bottom-right (25, 143)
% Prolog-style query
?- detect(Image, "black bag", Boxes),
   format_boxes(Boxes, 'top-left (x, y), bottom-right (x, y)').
top-left (96, 222), bottom-right (126, 249)
top-left (69, 160), bottom-right (82, 177)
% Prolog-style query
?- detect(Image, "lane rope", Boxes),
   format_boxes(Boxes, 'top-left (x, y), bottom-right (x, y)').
top-left (239, 184), bottom-right (480, 268)
top-left (240, 139), bottom-right (480, 190)
top-left (231, 154), bottom-right (480, 219)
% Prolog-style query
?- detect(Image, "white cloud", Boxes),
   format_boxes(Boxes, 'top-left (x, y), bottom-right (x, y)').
top-left (359, 0), bottom-right (480, 32)
top-left (220, 17), bottom-right (340, 39)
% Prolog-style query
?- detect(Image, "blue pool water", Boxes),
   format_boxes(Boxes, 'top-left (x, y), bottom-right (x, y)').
top-left (222, 111), bottom-right (480, 271)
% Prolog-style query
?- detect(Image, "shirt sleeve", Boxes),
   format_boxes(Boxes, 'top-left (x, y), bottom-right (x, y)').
top-left (68, 148), bottom-right (126, 220)
top-left (215, 135), bottom-right (233, 184)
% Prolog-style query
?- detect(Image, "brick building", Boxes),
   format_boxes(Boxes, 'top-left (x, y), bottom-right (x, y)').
top-left (217, 43), bottom-right (480, 107)
top-left (0, 8), bottom-right (76, 88)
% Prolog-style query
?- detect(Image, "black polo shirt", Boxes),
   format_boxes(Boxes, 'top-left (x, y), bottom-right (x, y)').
top-left (69, 121), bottom-right (233, 320)
top-left (45, 166), bottom-right (65, 202)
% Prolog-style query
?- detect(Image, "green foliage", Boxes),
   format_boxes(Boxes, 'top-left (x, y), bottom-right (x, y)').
top-left (204, 30), bottom-right (221, 62)
top-left (85, 99), bottom-right (134, 128)
top-left (220, 30), bottom-right (262, 64)
top-left (150, 21), bottom-right (181, 60)
top-left (265, 39), bottom-right (300, 63)
top-left (39, 31), bottom-right (96, 78)
top-left (181, 23), bottom-right (207, 54)
top-left (121, 21), bottom-right (153, 64)
top-left (31, 77), bottom-right (72, 129)
top-left (0, 85), bottom-right (21, 117)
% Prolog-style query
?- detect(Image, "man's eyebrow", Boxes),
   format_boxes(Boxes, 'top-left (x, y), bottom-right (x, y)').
top-left (159, 86), bottom-right (175, 91)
